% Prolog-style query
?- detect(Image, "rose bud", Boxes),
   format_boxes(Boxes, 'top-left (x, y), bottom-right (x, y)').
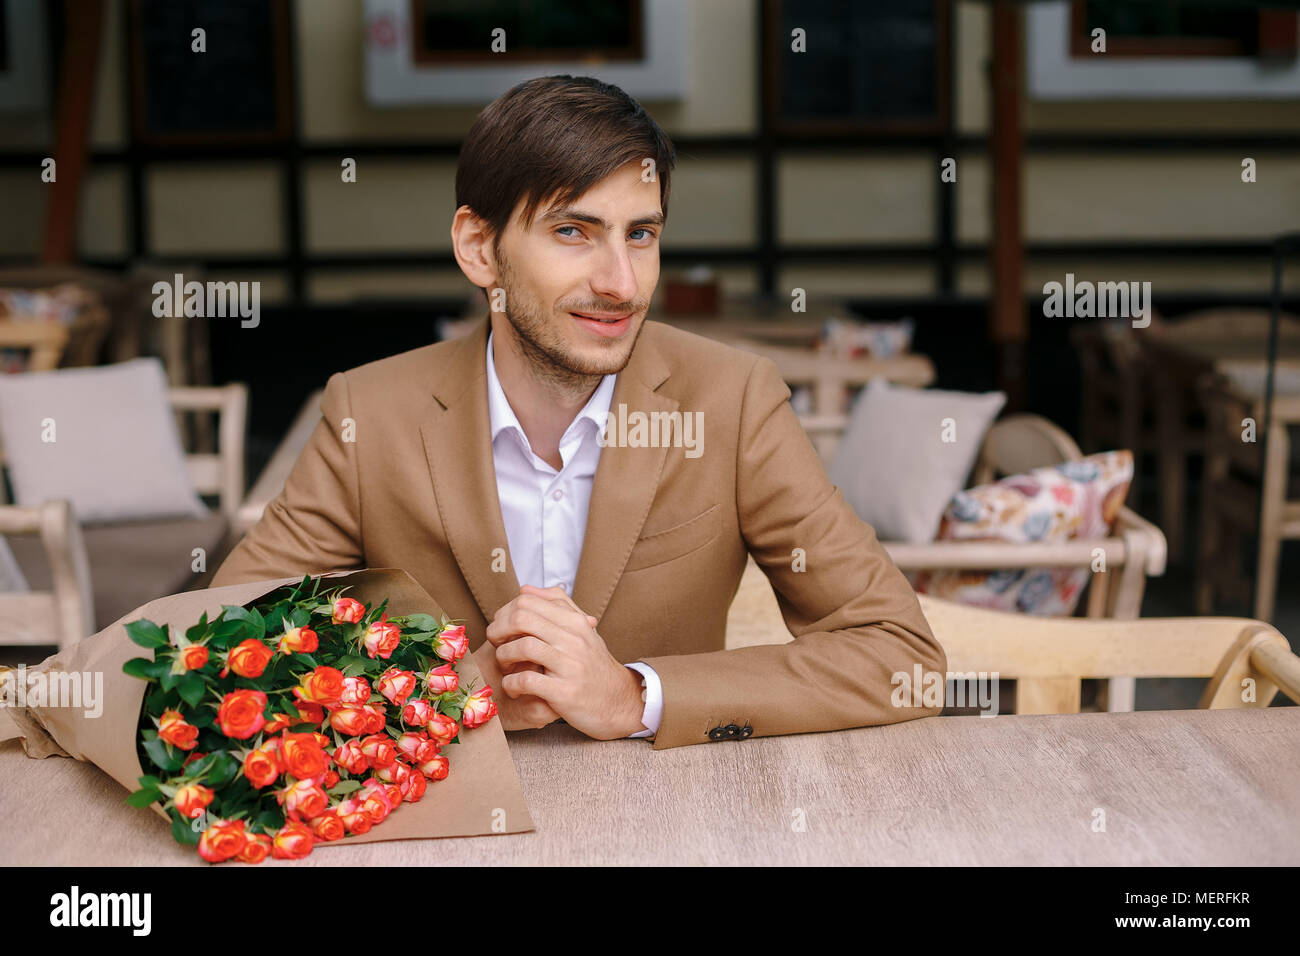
top-left (236, 831), bottom-right (272, 865)
top-left (181, 645), bottom-right (209, 671)
top-left (360, 733), bottom-right (397, 770)
top-left (359, 785), bottom-right (394, 824)
top-left (243, 747), bottom-right (281, 788)
top-left (312, 732), bottom-right (331, 748)
top-left (182, 750), bottom-right (207, 768)
top-left (418, 754), bottom-right (449, 781)
top-left (377, 668), bottom-right (417, 707)
top-left (381, 782), bottom-right (402, 808)
top-left (332, 596), bottom-right (366, 625)
top-left (280, 732), bottom-right (330, 781)
top-left (264, 712), bottom-right (295, 734)
top-left (462, 686), bottom-right (498, 729)
top-left (295, 666), bottom-right (345, 708)
top-left (281, 779), bottom-right (329, 822)
top-left (402, 699), bottom-right (434, 726)
top-left (426, 712), bottom-right (459, 747)
top-left (363, 613), bottom-right (402, 659)
top-left (271, 821), bottom-right (314, 860)
top-left (340, 675), bottom-right (371, 705)
top-left (425, 663), bottom-right (459, 696)
top-left (434, 624), bottom-right (468, 663)
top-left (158, 709), bottom-right (199, 751)
top-left (395, 731), bottom-right (432, 763)
top-left (400, 768), bottom-right (427, 803)
top-left (217, 690), bottom-right (267, 739)
top-left (310, 810), bottom-right (346, 842)
top-left (198, 819), bottom-right (247, 863)
top-left (333, 739), bottom-right (369, 775)
top-left (174, 783), bottom-right (214, 820)
top-left (375, 760), bottom-right (412, 786)
top-left (295, 701), bottom-right (326, 727)
top-left (277, 624), bottom-right (318, 655)
top-left (361, 703), bottom-right (388, 734)
top-left (225, 638), bottom-right (273, 679)
top-left (262, 736), bottom-right (283, 765)
top-left (323, 769), bottom-right (339, 789)
top-left (338, 797), bottom-right (372, 834)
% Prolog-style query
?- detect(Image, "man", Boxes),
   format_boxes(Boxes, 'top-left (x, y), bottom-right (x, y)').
top-left (211, 74), bottom-right (946, 750)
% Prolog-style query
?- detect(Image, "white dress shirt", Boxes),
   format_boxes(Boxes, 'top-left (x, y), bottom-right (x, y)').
top-left (485, 328), bottom-right (663, 739)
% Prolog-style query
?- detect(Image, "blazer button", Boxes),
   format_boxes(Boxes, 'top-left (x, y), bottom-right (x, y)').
top-left (724, 723), bottom-right (740, 739)
top-left (739, 725), bottom-right (753, 739)
top-left (708, 726), bottom-right (727, 741)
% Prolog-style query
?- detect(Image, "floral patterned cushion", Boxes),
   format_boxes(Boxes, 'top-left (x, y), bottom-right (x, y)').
top-left (908, 450), bottom-right (1134, 616)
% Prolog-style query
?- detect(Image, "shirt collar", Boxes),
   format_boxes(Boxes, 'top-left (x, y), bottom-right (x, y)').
top-left (486, 327), bottom-right (617, 445)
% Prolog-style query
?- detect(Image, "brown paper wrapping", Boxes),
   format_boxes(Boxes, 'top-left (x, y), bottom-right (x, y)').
top-left (0, 567), bottom-right (535, 846)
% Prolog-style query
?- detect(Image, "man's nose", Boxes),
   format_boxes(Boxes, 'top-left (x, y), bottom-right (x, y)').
top-left (589, 241), bottom-right (638, 304)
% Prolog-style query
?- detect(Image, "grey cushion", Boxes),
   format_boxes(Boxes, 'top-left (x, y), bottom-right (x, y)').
top-left (8, 513), bottom-right (228, 632)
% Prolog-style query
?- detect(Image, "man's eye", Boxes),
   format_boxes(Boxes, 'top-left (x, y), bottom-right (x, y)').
top-left (630, 228), bottom-right (655, 241)
top-left (556, 226), bottom-right (581, 238)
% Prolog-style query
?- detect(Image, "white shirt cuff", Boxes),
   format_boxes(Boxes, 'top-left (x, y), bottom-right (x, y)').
top-left (624, 662), bottom-right (662, 739)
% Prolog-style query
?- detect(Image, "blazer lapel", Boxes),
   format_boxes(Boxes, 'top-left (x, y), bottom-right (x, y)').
top-left (571, 325), bottom-right (675, 622)
top-left (419, 318), bottom-right (520, 624)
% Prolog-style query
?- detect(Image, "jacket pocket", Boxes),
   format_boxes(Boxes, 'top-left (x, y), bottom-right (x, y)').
top-left (623, 504), bottom-right (721, 572)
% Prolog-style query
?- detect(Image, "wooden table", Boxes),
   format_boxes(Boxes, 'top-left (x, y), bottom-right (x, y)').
top-left (3, 707), bottom-right (1296, 865)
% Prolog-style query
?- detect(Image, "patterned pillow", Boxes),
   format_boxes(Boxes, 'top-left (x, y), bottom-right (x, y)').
top-left (909, 450), bottom-right (1133, 616)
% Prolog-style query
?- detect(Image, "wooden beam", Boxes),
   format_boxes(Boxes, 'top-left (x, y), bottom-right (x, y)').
top-left (990, 0), bottom-right (1026, 411)
top-left (41, 0), bottom-right (106, 264)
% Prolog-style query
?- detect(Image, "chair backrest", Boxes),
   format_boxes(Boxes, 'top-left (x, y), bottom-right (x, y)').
top-left (0, 321), bottom-right (69, 372)
top-left (725, 556), bottom-right (1300, 714)
top-left (0, 499), bottom-right (94, 649)
top-left (1157, 307), bottom-right (1300, 344)
top-left (969, 413), bottom-right (1083, 486)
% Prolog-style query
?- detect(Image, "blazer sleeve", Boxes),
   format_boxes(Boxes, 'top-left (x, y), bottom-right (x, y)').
top-left (634, 356), bottom-right (947, 750)
top-left (210, 372), bottom-right (365, 588)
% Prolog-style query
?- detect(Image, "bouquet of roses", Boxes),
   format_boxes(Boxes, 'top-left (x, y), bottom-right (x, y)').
top-left (121, 573), bottom-right (498, 863)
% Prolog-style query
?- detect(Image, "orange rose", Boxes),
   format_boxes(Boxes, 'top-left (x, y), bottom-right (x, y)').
top-left (217, 690), bottom-right (267, 739)
top-left (158, 709), bottom-right (199, 751)
top-left (198, 819), bottom-right (247, 863)
top-left (181, 645), bottom-right (209, 671)
top-left (295, 666), bottom-right (345, 708)
top-left (295, 700), bottom-right (325, 727)
top-left (426, 712), bottom-right (458, 747)
top-left (328, 706), bottom-right (370, 736)
top-left (174, 783), bottom-right (214, 820)
top-left (434, 624), bottom-right (468, 662)
top-left (400, 768), bottom-right (428, 803)
top-left (280, 731), bottom-right (329, 780)
top-left (243, 747), bottom-right (280, 788)
top-left (277, 625), bottom-right (318, 655)
top-left (377, 668), bottom-right (416, 707)
top-left (360, 733), bottom-right (397, 770)
top-left (333, 739), bottom-right (368, 775)
top-left (363, 613), bottom-right (401, 659)
top-left (361, 703), bottom-right (388, 734)
top-left (462, 686), bottom-right (498, 729)
top-left (340, 676), bottom-right (371, 705)
top-left (418, 754), bottom-right (449, 781)
top-left (281, 779), bottom-right (329, 822)
top-left (396, 731), bottom-right (439, 764)
top-left (425, 663), bottom-right (458, 695)
top-left (264, 712), bottom-right (294, 734)
top-left (225, 638), bottom-right (273, 678)
top-left (332, 596), bottom-right (366, 624)
top-left (338, 797), bottom-right (372, 834)
top-left (271, 821), bottom-right (314, 860)
top-left (310, 810), bottom-right (346, 842)
top-left (402, 699), bottom-right (434, 726)
top-left (236, 831), bottom-right (272, 864)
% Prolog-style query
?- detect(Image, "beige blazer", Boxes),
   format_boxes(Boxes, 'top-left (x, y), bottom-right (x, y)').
top-left (211, 318), bottom-right (947, 749)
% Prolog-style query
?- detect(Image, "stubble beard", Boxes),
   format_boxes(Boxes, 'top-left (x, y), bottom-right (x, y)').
top-left (496, 246), bottom-right (643, 401)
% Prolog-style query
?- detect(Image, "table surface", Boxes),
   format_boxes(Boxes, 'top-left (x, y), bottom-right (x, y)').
top-left (3, 707), bottom-right (1297, 866)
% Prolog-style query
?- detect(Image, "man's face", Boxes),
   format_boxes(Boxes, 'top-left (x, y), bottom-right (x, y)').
top-left (492, 161), bottom-right (662, 378)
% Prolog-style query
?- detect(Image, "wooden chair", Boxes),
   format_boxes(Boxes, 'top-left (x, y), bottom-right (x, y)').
top-left (1196, 372), bottom-right (1300, 623)
top-left (0, 321), bottom-right (71, 372)
top-left (726, 555), bottom-right (1300, 714)
top-left (233, 388), bottom-right (323, 536)
top-left (1070, 321), bottom-right (1152, 500)
top-left (0, 500), bottom-right (94, 650)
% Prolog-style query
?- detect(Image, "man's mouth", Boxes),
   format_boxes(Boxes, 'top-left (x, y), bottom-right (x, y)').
top-left (570, 312), bottom-right (633, 323)
top-left (570, 311), bottom-right (635, 338)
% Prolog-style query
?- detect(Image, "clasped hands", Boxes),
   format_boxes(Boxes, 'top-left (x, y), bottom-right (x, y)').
top-left (472, 584), bottom-right (647, 740)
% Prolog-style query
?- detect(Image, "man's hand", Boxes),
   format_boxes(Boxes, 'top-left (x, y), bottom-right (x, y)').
top-left (470, 640), bottom-right (560, 732)
top-left (485, 584), bottom-right (646, 740)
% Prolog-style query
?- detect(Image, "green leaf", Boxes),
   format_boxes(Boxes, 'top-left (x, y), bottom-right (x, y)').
top-left (125, 787), bottom-right (161, 808)
top-left (442, 706), bottom-right (462, 722)
top-left (255, 807), bottom-right (285, 832)
top-left (399, 613), bottom-right (439, 632)
top-left (206, 753), bottom-right (240, 789)
top-left (326, 779), bottom-right (362, 796)
top-left (337, 654), bottom-right (370, 677)
top-left (123, 657), bottom-right (168, 681)
top-left (403, 631), bottom-right (437, 645)
top-left (171, 813), bottom-right (200, 846)
top-left (126, 619), bottom-right (170, 649)
top-left (177, 672), bottom-right (206, 709)
top-left (185, 612), bottom-right (210, 643)
top-left (143, 737), bottom-right (182, 773)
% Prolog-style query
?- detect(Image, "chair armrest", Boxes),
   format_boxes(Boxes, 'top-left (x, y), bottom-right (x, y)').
top-left (168, 383), bottom-right (247, 521)
top-left (1111, 505), bottom-right (1168, 576)
top-left (883, 537), bottom-right (1134, 570)
top-left (234, 388), bottom-right (323, 536)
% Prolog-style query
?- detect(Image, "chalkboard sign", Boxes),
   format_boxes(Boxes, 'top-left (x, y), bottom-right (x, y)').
top-left (765, 0), bottom-right (949, 136)
top-left (128, 0), bottom-right (291, 145)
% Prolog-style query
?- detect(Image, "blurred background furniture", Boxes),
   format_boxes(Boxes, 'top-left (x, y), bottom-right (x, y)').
top-left (233, 387), bottom-right (323, 537)
top-left (727, 554), bottom-right (1300, 715)
top-left (1, 381), bottom-right (247, 636)
top-left (0, 500), bottom-right (94, 651)
top-left (1197, 370), bottom-right (1300, 623)
top-left (1070, 321), bottom-right (1153, 502)
top-left (1143, 308), bottom-right (1300, 562)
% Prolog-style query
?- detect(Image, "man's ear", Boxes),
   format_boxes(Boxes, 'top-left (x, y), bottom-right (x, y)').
top-left (451, 205), bottom-right (499, 291)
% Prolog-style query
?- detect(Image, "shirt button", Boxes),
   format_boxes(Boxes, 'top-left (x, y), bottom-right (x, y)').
top-left (552, 489), bottom-right (563, 500)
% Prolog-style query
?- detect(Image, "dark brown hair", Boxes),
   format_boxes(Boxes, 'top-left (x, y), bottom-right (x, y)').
top-left (455, 75), bottom-right (676, 258)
